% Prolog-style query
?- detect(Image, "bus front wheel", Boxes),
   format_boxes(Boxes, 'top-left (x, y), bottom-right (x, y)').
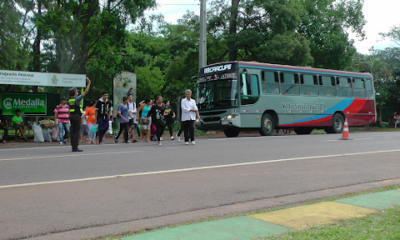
top-left (259, 113), bottom-right (275, 136)
top-left (324, 114), bottom-right (344, 134)
top-left (224, 128), bottom-right (240, 138)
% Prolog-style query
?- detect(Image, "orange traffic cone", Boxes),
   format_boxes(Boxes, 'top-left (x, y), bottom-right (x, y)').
top-left (339, 118), bottom-right (352, 140)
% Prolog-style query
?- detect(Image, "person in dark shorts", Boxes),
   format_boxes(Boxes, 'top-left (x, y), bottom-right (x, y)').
top-left (68, 77), bottom-right (91, 152)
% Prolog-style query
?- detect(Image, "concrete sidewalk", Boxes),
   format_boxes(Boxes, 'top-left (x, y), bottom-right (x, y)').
top-left (121, 189), bottom-right (400, 240)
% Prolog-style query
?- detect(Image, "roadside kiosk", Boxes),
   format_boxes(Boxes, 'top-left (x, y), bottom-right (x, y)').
top-left (0, 70), bottom-right (86, 141)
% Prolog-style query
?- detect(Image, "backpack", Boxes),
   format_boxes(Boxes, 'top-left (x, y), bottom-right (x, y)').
top-left (139, 104), bottom-right (151, 117)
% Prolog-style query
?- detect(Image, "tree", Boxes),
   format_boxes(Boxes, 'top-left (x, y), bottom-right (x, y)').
top-left (42, 0), bottom-right (156, 74)
top-left (297, 0), bottom-right (365, 70)
top-left (208, 0), bottom-right (313, 66)
top-left (0, 0), bottom-right (35, 93)
top-left (207, 0), bottom-right (365, 69)
top-left (0, 0), bottom-right (31, 71)
top-left (351, 54), bottom-right (393, 125)
top-left (228, 0), bottom-right (240, 61)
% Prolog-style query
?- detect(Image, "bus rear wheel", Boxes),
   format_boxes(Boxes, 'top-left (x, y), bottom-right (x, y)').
top-left (324, 113), bottom-right (344, 134)
top-left (224, 128), bottom-right (240, 138)
top-left (294, 127), bottom-right (313, 135)
top-left (259, 113), bottom-right (275, 136)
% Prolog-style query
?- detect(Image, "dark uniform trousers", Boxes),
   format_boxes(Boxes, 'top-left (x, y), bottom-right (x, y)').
top-left (69, 114), bottom-right (81, 150)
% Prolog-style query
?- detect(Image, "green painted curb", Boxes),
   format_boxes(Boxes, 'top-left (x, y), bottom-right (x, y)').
top-left (121, 217), bottom-right (288, 240)
top-left (334, 189), bottom-right (400, 209)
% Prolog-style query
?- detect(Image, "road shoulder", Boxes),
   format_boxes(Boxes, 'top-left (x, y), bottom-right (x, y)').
top-left (28, 178), bottom-right (400, 240)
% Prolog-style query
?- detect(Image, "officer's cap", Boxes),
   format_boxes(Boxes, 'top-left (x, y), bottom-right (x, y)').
top-left (69, 87), bottom-right (78, 96)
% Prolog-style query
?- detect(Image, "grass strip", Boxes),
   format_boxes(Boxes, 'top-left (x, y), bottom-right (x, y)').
top-left (94, 184), bottom-right (400, 240)
top-left (261, 206), bottom-right (400, 240)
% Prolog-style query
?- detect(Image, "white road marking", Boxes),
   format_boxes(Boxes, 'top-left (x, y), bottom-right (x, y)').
top-left (0, 151), bottom-right (137, 162)
top-left (1, 149), bottom-right (399, 189)
top-left (208, 136), bottom-right (269, 141)
top-left (322, 137), bottom-right (376, 142)
top-left (0, 143), bottom-right (119, 151)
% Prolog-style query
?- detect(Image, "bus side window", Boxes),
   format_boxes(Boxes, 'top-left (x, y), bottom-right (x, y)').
top-left (280, 72), bottom-right (299, 95)
top-left (337, 77), bottom-right (352, 98)
top-left (300, 74), bottom-right (318, 96)
top-left (319, 76), bottom-right (336, 97)
top-left (365, 79), bottom-right (373, 98)
top-left (262, 71), bottom-right (279, 94)
top-left (352, 78), bottom-right (366, 98)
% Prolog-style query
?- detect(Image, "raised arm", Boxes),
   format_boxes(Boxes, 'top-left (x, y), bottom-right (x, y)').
top-left (82, 77), bottom-right (91, 96)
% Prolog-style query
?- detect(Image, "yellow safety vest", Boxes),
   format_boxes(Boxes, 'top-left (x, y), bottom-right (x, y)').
top-left (68, 98), bottom-right (80, 114)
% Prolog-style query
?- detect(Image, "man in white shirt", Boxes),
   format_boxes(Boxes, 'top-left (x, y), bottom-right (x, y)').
top-left (181, 89), bottom-right (200, 145)
top-left (127, 94), bottom-right (138, 143)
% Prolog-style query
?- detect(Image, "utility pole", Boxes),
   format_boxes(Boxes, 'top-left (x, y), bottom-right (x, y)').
top-left (199, 0), bottom-right (207, 71)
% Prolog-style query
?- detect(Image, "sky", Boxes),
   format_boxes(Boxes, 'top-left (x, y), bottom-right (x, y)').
top-left (146, 0), bottom-right (400, 55)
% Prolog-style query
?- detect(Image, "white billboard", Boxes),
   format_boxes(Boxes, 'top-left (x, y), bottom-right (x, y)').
top-left (0, 70), bottom-right (86, 87)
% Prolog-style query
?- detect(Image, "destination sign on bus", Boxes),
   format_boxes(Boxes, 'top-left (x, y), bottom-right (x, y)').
top-left (282, 102), bottom-right (326, 111)
top-left (203, 64), bottom-right (233, 74)
top-left (197, 72), bottom-right (237, 83)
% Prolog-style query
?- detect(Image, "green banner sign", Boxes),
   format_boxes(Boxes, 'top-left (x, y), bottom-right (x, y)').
top-left (0, 93), bottom-right (47, 115)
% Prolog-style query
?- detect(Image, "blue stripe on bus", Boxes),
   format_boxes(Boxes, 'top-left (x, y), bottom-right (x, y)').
top-left (282, 99), bottom-right (354, 125)
top-left (238, 65), bottom-right (372, 79)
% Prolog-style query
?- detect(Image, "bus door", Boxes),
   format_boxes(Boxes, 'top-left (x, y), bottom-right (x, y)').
top-left (319, 76), bottom-right (338, 126)
top-left (240, 73), bottom-right (260, 128)
top-left (279, 72), bottom-right (300, 126)
top-left (296, 74), bottom-right (319, 125)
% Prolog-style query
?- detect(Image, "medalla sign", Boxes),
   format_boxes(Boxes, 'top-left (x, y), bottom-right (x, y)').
top-left (0, 93), bottom-right (47, 115)
top-left (0, 70), bottom-right (85, 87)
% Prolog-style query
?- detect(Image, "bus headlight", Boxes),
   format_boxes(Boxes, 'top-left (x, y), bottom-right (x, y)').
top-left (225, 115), bottom-right (236, 120)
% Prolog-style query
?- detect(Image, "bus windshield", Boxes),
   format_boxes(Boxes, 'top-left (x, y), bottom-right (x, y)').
top-left (197, 79), bottom-right (238, 110)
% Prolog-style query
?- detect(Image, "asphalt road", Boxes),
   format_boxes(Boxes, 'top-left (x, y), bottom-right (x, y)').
top-left (1, 132), bottom-right (400, 239)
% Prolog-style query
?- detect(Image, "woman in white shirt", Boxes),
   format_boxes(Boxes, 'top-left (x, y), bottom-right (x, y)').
top-left (181, 89), bottom-right (200, 145)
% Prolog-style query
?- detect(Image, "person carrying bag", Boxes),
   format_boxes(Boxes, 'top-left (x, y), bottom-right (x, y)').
top-left (146, 96), bottom-right (166, 146)
top-left (91, 124), bottom-right (98, 133)
top-left (138, 98), bottom-right (152, 142)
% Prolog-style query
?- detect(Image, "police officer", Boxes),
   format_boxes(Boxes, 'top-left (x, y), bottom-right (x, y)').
top-left (69, 77), bottom-right (91, 152)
